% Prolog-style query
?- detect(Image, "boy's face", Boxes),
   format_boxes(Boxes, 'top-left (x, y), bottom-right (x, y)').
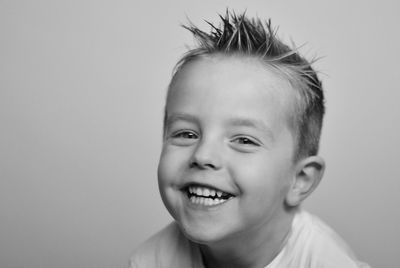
top-left (158, 56), bottom-right (297, 245)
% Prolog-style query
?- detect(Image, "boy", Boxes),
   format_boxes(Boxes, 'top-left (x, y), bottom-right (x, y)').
top-left (130, 11), bottom-right (370, 268)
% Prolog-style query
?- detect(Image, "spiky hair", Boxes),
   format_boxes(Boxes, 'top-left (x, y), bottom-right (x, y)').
top-left (167, 10), bottom-right (325, 160)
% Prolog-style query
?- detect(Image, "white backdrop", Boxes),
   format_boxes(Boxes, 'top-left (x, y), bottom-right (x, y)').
top-left (1, 0), bottom-right (399, 267)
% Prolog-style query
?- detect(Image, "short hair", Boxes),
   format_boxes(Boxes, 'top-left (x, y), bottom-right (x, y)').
top-left (166, 10), bottom-right (325, 160)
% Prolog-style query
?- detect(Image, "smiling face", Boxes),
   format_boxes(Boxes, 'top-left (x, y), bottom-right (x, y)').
top-left (158, 55), bottom-right (298, 246)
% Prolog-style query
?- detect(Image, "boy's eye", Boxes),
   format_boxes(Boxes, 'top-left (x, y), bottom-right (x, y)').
top-left (168, 130), bottom-right (199, 146)
top-left (172, 131), bottom-right (198, 139)
top-left (231, 136), bottom-right (261, 146)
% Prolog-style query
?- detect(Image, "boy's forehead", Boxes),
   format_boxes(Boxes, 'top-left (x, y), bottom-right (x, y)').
top-left (167, 55), bottom-right (296, 113)
top-left (165, 55), bottom-right (299, 136)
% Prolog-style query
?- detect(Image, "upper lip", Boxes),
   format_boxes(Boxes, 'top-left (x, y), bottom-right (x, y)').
top-left (180, 181), bottom-right (236, 196)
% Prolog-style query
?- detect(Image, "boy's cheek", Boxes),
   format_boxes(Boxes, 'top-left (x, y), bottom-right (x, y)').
top-left (161, 146), bottom-right (192, 165)
top-left (158, 153), bottom-right (185, 182)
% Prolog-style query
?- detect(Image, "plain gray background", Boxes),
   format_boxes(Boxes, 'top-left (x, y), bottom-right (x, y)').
top-left (1, 0), bottom-right (399, 267)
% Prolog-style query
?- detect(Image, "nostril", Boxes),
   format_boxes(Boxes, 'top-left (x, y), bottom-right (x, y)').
top-left (189, 161), bottom-right (216, 169)
top-left (189, 161), bottom-right (198, 168)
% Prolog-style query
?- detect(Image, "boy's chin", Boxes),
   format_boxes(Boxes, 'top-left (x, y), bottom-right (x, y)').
top-left (182, 228), bottom-right (224, 246)
top-left (177, 220), bottom-right (236, 246)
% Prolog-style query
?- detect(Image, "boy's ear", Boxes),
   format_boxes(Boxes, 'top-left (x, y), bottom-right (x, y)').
top-left (285, 156), bottom-right (325, 207)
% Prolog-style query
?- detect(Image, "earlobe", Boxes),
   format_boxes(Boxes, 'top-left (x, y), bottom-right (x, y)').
top-left (285, 156), bottom-right (325, 207)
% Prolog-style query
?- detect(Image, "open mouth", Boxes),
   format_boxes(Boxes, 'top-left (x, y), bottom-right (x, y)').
top-left (183, 185), bottom-right (235, 206)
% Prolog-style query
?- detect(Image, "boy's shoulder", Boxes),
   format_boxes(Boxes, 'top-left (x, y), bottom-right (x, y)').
top-left (268, 210), bottom-right (370, 268)
top-left (129, 222), bottom-right (204, 268)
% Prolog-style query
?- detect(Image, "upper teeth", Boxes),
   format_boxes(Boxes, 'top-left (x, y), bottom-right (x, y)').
top-left (188, 186), bottom-right (224, 198)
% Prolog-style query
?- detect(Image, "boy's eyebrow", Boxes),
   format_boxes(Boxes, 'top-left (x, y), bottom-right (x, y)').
top-left (165, 113), bottom-right (198, 126)
top-left (227, 117), bottom-right (275, 140)
top-left (165, 114), bottom-right (275, 140)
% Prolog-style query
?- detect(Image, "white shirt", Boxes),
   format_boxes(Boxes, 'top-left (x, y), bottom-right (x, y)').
top-left (130, 210), bottom-right (370, 268)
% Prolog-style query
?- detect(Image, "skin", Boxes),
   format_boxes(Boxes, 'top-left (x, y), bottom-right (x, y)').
top-left (158, 55), bottom-right (318, 268)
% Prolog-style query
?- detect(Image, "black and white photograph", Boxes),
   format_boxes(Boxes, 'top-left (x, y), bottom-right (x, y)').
top-left (1, 1), bottom-right (398, 267)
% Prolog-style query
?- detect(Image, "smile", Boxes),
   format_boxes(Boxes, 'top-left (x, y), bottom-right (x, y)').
top-left (185, 185), bottom-right (234, 207)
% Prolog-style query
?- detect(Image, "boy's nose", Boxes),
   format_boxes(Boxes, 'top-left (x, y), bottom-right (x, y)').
top-left (189, 139), bottom-right (222, 170)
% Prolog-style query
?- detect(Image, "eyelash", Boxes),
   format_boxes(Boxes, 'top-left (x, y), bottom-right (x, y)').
top-left (231, 136), bottom-right (261, 146)
top-left (168, 130), bottom-right (261, 148)
top-left (171, 130), bottom-right (198, 139)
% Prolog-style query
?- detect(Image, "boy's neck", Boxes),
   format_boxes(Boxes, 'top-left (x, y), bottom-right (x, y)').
top-left (198, 209), bottom-right (297, 268)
